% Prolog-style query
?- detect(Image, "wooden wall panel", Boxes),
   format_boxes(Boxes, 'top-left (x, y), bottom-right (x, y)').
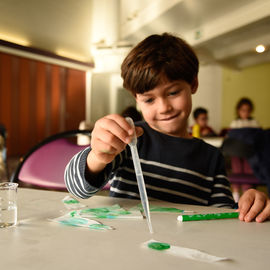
top-left (35, 62), bottom-right (47, 144)
top-left (0, 53), bottom-right (12, 152)
top-left (18, 58), bottom-right (31, 154)
top-left (10, 57), bottom-right (20, 155)
top-left (0, 52), bottom-right (86, 157)
top-left (50, 65), bottom-right (61, 135)
top-left (65, 69), bottom-right (86, 130)
top-left (29, 61), bottom-right (37, 145)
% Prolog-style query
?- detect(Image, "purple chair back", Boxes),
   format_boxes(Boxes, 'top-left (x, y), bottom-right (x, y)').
top-left (10, 130), bottom-right (91, 190)
top-left (19, 139), bottom-right (88, 189)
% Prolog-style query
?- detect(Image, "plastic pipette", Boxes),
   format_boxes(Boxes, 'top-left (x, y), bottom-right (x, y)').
top-left (125, 117), bottom-right (154, 234)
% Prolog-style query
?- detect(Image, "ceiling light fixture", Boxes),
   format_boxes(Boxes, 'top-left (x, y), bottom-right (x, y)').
top-left (255, 44), bottom-right (265, 53)
top-left (55, 49), bottom-right (87, 62)
top-left (0, 33), bottom-right (29, 46)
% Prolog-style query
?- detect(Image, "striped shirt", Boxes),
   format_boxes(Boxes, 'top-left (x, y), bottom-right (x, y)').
top-left (65, 121), bottom-right (235, 208)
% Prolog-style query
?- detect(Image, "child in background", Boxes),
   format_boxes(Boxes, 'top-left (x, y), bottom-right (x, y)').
top-left (229, 97), bottom-right (260, 202)
top-left (230, 97), bottom-right (260, 129)
top-left (65, 33), bottom-right (270, 223)
top-left (191, 107), bottom-right (216, 138)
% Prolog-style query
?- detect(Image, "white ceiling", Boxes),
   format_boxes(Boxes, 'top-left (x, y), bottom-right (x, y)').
top-left (0, 0), bottom-right (269, 69)
top-left (0, 0), bottom-right (94, 61)
top-left (121, 0), bottom-right (270, 69)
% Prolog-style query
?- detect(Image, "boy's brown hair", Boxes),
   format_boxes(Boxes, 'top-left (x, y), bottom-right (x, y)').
top-left (121, 33), bottom-right (199, 95)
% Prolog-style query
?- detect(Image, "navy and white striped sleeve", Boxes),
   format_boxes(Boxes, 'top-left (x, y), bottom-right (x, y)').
top-left (64, 147), bottom-right (126, 199)
top-left (64, 147), bottom-right (99, 199)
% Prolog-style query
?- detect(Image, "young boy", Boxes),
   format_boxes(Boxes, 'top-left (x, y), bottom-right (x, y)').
top-left (191, 107), bottom-right (216, 138)
top-left (65, 33), bottom-right (270, 223)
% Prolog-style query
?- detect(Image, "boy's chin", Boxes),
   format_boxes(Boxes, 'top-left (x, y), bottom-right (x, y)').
top-left (152, 124), bottom-right (188, 137)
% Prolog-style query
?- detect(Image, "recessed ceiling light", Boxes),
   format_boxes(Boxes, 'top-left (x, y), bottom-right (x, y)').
top-left (255, 44), bottom-right (265, 53)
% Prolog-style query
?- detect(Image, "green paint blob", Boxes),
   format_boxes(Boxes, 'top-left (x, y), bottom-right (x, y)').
top-left (70, 211), bottom-right (76, 217)
top-left (148, 242), bottom-right (171, 251)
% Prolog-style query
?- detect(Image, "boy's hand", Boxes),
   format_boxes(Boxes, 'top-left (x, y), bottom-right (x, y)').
top-left (88, 114), bottom-right (143, 173)
top-left (237, 189), bottom-right (270, 222)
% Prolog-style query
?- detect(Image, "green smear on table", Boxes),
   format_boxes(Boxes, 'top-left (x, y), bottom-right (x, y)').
top-left (59, 218), bottom-right (88, 227)
top-left (89, 224), bottom-right (112, 230)
top-left (81, 207), bottom-right (110, 214)
top-left (63, 199), bottom-right (79, 204)
top-left (148, 242), bottom-right (171, 251)
top-left (150, 207), bottom-right (183, 213)
top-left (79, 204), bottom-right (131, 219)
top-left (132, 204), bottom-right (184, 213)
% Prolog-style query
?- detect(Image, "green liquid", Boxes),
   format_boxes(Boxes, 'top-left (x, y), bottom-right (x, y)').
top-left (148, 242), bottom-right (170, 250)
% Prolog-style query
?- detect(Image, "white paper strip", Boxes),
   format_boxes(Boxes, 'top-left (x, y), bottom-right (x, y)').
top-left (143, 240), bottom-right (230, 263)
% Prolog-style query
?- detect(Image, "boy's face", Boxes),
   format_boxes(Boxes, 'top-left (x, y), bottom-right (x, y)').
top-left (136, 79), bottom-right (197, 138)
top-left (195, 113), bottom-right (208, 128)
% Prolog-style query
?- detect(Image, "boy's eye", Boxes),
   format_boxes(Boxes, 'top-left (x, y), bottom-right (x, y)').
top-left (144, 98), bottom-right (154, 104)
top-left (168, 90), bottom-right (180, 96)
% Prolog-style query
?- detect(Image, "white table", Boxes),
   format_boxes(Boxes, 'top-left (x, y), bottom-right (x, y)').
top-left (1, 188), bottom-right (269, 270)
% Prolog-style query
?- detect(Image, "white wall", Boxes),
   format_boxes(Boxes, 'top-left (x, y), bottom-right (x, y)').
top-left (88, 44), bottom-right (137, 124)
top-left (190, 64), bottom-right (223, 133)
top-left (89, 72), bottom-right (136, 124)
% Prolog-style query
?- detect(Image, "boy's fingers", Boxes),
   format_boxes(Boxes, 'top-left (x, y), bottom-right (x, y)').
top-left (97, 115), bottom-right (133, 143)
top-left (255, 199), bottom-right (270, 223)
top-left (92, 138), bottom-right (117, 154)
top-left (242, 196), bottom-right (266, 222)
top-left (238, 193), bottom-right (253, 221)
top-left (96, 130), bottom-right (127, 152)
top-left (238, 190), bottom-right (269, 222)
top-left (106, 114), bottom-right (134, 133)
top-left (135, 126), bottom-right (144, 138)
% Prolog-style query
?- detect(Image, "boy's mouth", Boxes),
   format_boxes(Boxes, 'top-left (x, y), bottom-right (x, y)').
top-left (158, 114), bottom-right (179, 121)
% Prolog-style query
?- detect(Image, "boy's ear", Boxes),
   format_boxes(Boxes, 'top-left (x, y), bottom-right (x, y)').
top-left (191, 77), bottom-right (198, 94)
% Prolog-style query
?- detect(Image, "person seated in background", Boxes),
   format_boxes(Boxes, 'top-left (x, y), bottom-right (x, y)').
top-left (229, 97), bottom-right (260, 202)
top-left (230, 97), bottom-right (260, 129)
top-left (190, 107), bottom-right (216, 138)
top-left (121, 106), bottom-right (143, 122)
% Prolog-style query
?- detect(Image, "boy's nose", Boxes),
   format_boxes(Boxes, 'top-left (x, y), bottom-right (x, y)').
top-left (158, 98), bottom-right (172, 113)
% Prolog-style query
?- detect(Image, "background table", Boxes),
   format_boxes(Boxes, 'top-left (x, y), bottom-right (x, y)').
top-left (202, 137), bottom-right (224, 148)
top-left (0, 188), bottom-right (269, 270)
